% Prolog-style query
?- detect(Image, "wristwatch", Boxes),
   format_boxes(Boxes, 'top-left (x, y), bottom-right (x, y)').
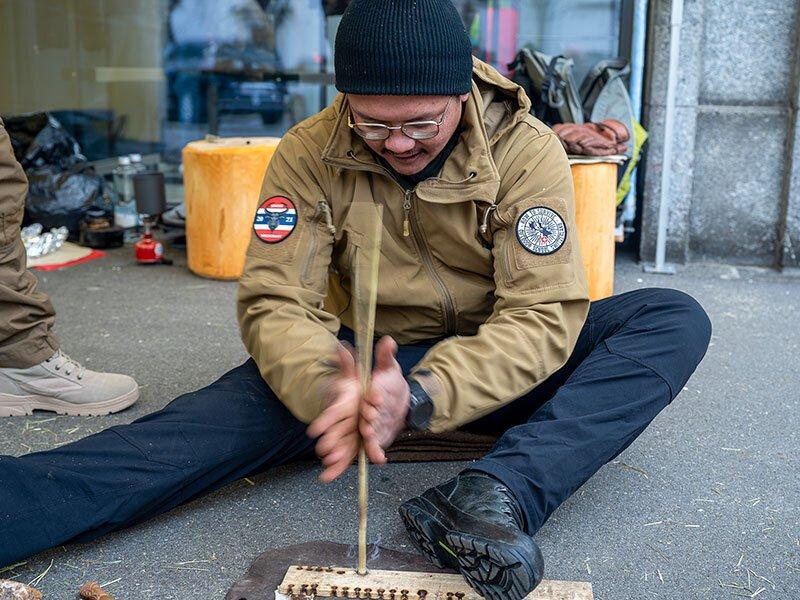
top-left (405, 377), bottom-right (434, 431)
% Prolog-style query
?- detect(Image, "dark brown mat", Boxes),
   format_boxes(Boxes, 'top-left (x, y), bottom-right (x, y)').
top-left (384, 430), bottom-right (497, 462)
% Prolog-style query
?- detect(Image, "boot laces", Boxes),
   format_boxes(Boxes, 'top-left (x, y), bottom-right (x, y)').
top-left (46, 350), bottom-right (86, 380)
top-left (452, 475), bottom-right (523, 528)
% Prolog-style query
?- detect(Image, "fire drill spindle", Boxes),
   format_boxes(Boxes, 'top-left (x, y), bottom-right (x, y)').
top-left (357, 446), bottom-right (368, 575)
top-left (353, 203), bottom-right (383, 577)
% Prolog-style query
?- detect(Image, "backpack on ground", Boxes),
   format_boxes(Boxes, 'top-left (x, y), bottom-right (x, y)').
top-left (508, 48), bottom-right (584, 125)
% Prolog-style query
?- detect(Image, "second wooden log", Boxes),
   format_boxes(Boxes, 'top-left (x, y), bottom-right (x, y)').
top-left (570, 161), bottom-right (619, 301)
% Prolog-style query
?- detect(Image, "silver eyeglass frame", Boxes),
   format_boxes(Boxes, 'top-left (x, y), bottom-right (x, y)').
top-left (347, 96), bottom-right (455, 141)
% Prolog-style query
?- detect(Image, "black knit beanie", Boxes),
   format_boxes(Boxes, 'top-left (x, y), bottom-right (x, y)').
top-left (334, 0), bottom-right (474, 96)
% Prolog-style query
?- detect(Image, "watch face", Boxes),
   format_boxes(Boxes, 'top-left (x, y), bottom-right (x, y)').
top-left (408, 394), bottom-right (434, 430)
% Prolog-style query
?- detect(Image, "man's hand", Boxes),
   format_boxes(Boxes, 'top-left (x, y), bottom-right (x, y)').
top-left (307, 343), bottom-right (362, 483)
top-left (360, 336), bottom-right (411, 465)
top-left (307, 336), bottom-right (410, 483)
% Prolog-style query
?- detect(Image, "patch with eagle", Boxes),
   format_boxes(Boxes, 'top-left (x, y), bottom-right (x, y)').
top-left (516, 206), bottom-right (567, 255)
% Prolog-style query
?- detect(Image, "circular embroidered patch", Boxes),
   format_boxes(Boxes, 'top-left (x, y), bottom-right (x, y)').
top-left (516, 206), bottom-right (567, 255)
top-left (253, 196), bottom-right (297, 244)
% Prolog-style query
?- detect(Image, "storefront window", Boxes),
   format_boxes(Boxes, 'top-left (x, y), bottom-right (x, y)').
top-left (0, 0), bottom-right (627, 164)
top-left (454, 0), bottom-right (624, 83)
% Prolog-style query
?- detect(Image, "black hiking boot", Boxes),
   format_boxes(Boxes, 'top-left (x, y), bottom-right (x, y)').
top-left (398, 471), bottom-right (544, 600)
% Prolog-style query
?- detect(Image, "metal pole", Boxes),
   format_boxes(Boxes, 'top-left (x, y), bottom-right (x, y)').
top-left (622, 0), bottom-right (648, 227)
top-left (644, 0), bottom-right (681, 274)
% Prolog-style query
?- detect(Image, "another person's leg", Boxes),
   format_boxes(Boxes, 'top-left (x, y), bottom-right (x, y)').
top-left (0, 359), bottom-right (315, 565)
top-left (0, 119), bottom-right (59, 369)
top-left (0, 119), bottom-right (137, 416)
top-left (400, 288), bottom-right (711, 600)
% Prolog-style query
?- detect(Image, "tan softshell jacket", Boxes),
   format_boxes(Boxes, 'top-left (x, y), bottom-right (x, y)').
top-left (237, 58), bottom-right (590, 432)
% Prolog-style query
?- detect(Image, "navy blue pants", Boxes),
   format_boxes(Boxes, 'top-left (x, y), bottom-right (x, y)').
top-left (0, 288), bottom-right (710, 565)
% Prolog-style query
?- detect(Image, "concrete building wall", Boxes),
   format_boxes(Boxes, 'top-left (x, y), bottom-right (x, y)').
top-left (640, 0), bottom-right (800, 268)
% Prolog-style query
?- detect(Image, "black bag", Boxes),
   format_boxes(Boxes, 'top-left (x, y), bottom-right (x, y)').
top-left (2, 112), bottom-right (85, 170)
top-left (24, 165), bottom-right (114, 236)
top-left (3, 112), bottom-right (112, 236)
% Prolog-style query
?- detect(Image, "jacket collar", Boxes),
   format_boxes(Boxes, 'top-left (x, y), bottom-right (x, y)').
top-left (321, 58), bottom-right (530, 204)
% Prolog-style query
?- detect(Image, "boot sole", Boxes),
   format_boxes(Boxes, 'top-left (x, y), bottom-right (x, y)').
top-left (0, 388), bottom-right (139, 417)
top-left (398, 501), bottom-right (459, 569)
top-left (400, 497), bottom-right (543, 600)
top-left (445, 530), bottom-right (541, 600)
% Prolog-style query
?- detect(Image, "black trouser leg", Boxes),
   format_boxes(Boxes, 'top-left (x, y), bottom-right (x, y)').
top-left (0, 288), bottom-right (712, 564)
top-left (0, 333), bottom-right (439, 566)
top-left (470, 288), bottom-right (712, 534)
top-left (0, 360), bottom-right (314, 565)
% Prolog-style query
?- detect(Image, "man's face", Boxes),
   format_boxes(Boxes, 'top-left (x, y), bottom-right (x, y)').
top-left (348, 93), bottom-right (468, 176)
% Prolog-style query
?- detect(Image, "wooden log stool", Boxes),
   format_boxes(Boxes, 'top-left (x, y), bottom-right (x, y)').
top-left (182, 136), bottom-right (281, 280)
top-left (182, 137), bottom-right (621, 297)
top-left (569, 157), bottom-right (624, 301)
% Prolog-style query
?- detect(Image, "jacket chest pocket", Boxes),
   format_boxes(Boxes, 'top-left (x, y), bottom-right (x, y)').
top-left (300, 201), bottom-right (336, 292)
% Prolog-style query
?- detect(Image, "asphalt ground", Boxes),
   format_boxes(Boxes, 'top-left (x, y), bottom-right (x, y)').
top-left (1, 247), bottom-right (798, 599)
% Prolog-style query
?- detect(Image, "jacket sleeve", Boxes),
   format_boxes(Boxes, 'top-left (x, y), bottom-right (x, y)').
top-left (410, 129), bottom-right (590, 432)
top-left (237, 131), bottom-right (340, 424)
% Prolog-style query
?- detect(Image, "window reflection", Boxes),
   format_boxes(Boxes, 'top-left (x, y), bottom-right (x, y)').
top-left (164, 0), bottom-right (331, 155)
top-left (0, 0), bottom-right (625, 163)
top-left (454, 0), bottom-right (622, 83)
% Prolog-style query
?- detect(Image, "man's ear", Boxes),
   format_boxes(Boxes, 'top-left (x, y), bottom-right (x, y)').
top-left (458, 93), bottom-right (470, 103)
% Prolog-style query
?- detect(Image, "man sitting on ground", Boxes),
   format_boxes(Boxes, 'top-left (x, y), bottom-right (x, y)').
top-left (0, 2), bottom-right (710, 599)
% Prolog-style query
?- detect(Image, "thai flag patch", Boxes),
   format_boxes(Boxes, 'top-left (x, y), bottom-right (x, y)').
top-left (253, 196), bottom-right (297, 244)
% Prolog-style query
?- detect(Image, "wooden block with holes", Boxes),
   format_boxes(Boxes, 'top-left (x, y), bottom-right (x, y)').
top-left (276, 565), bottom-right (593, 599)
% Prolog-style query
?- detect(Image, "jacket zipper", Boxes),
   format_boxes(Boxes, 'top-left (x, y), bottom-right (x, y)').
top-left (489, 209), bottom-right (516, 283)
top-left (333, 152), bottom-right (460, 335)
top-left (500, 242), bottom-right (513, 284)
top-left (402, 193), bottom-right (412, 237)
top-left (301, 201), bottom-right (335, 285)
top-left (404, 188), bottom-right (458, 336)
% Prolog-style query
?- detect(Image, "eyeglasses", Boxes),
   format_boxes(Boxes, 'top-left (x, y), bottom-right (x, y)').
top-left (348, 97), bottom-right (454, 141)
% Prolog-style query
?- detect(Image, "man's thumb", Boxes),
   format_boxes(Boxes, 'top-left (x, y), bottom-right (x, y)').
top-left (375, 336), bottom-right (398, 370)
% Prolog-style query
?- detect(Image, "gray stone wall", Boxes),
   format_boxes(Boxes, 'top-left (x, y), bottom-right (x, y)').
top-left (640, 0), bottom-right (800, 268)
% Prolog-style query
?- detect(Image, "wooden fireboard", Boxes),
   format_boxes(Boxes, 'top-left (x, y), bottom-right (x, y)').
top-left (278, 565), bottom-right (594, 599)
